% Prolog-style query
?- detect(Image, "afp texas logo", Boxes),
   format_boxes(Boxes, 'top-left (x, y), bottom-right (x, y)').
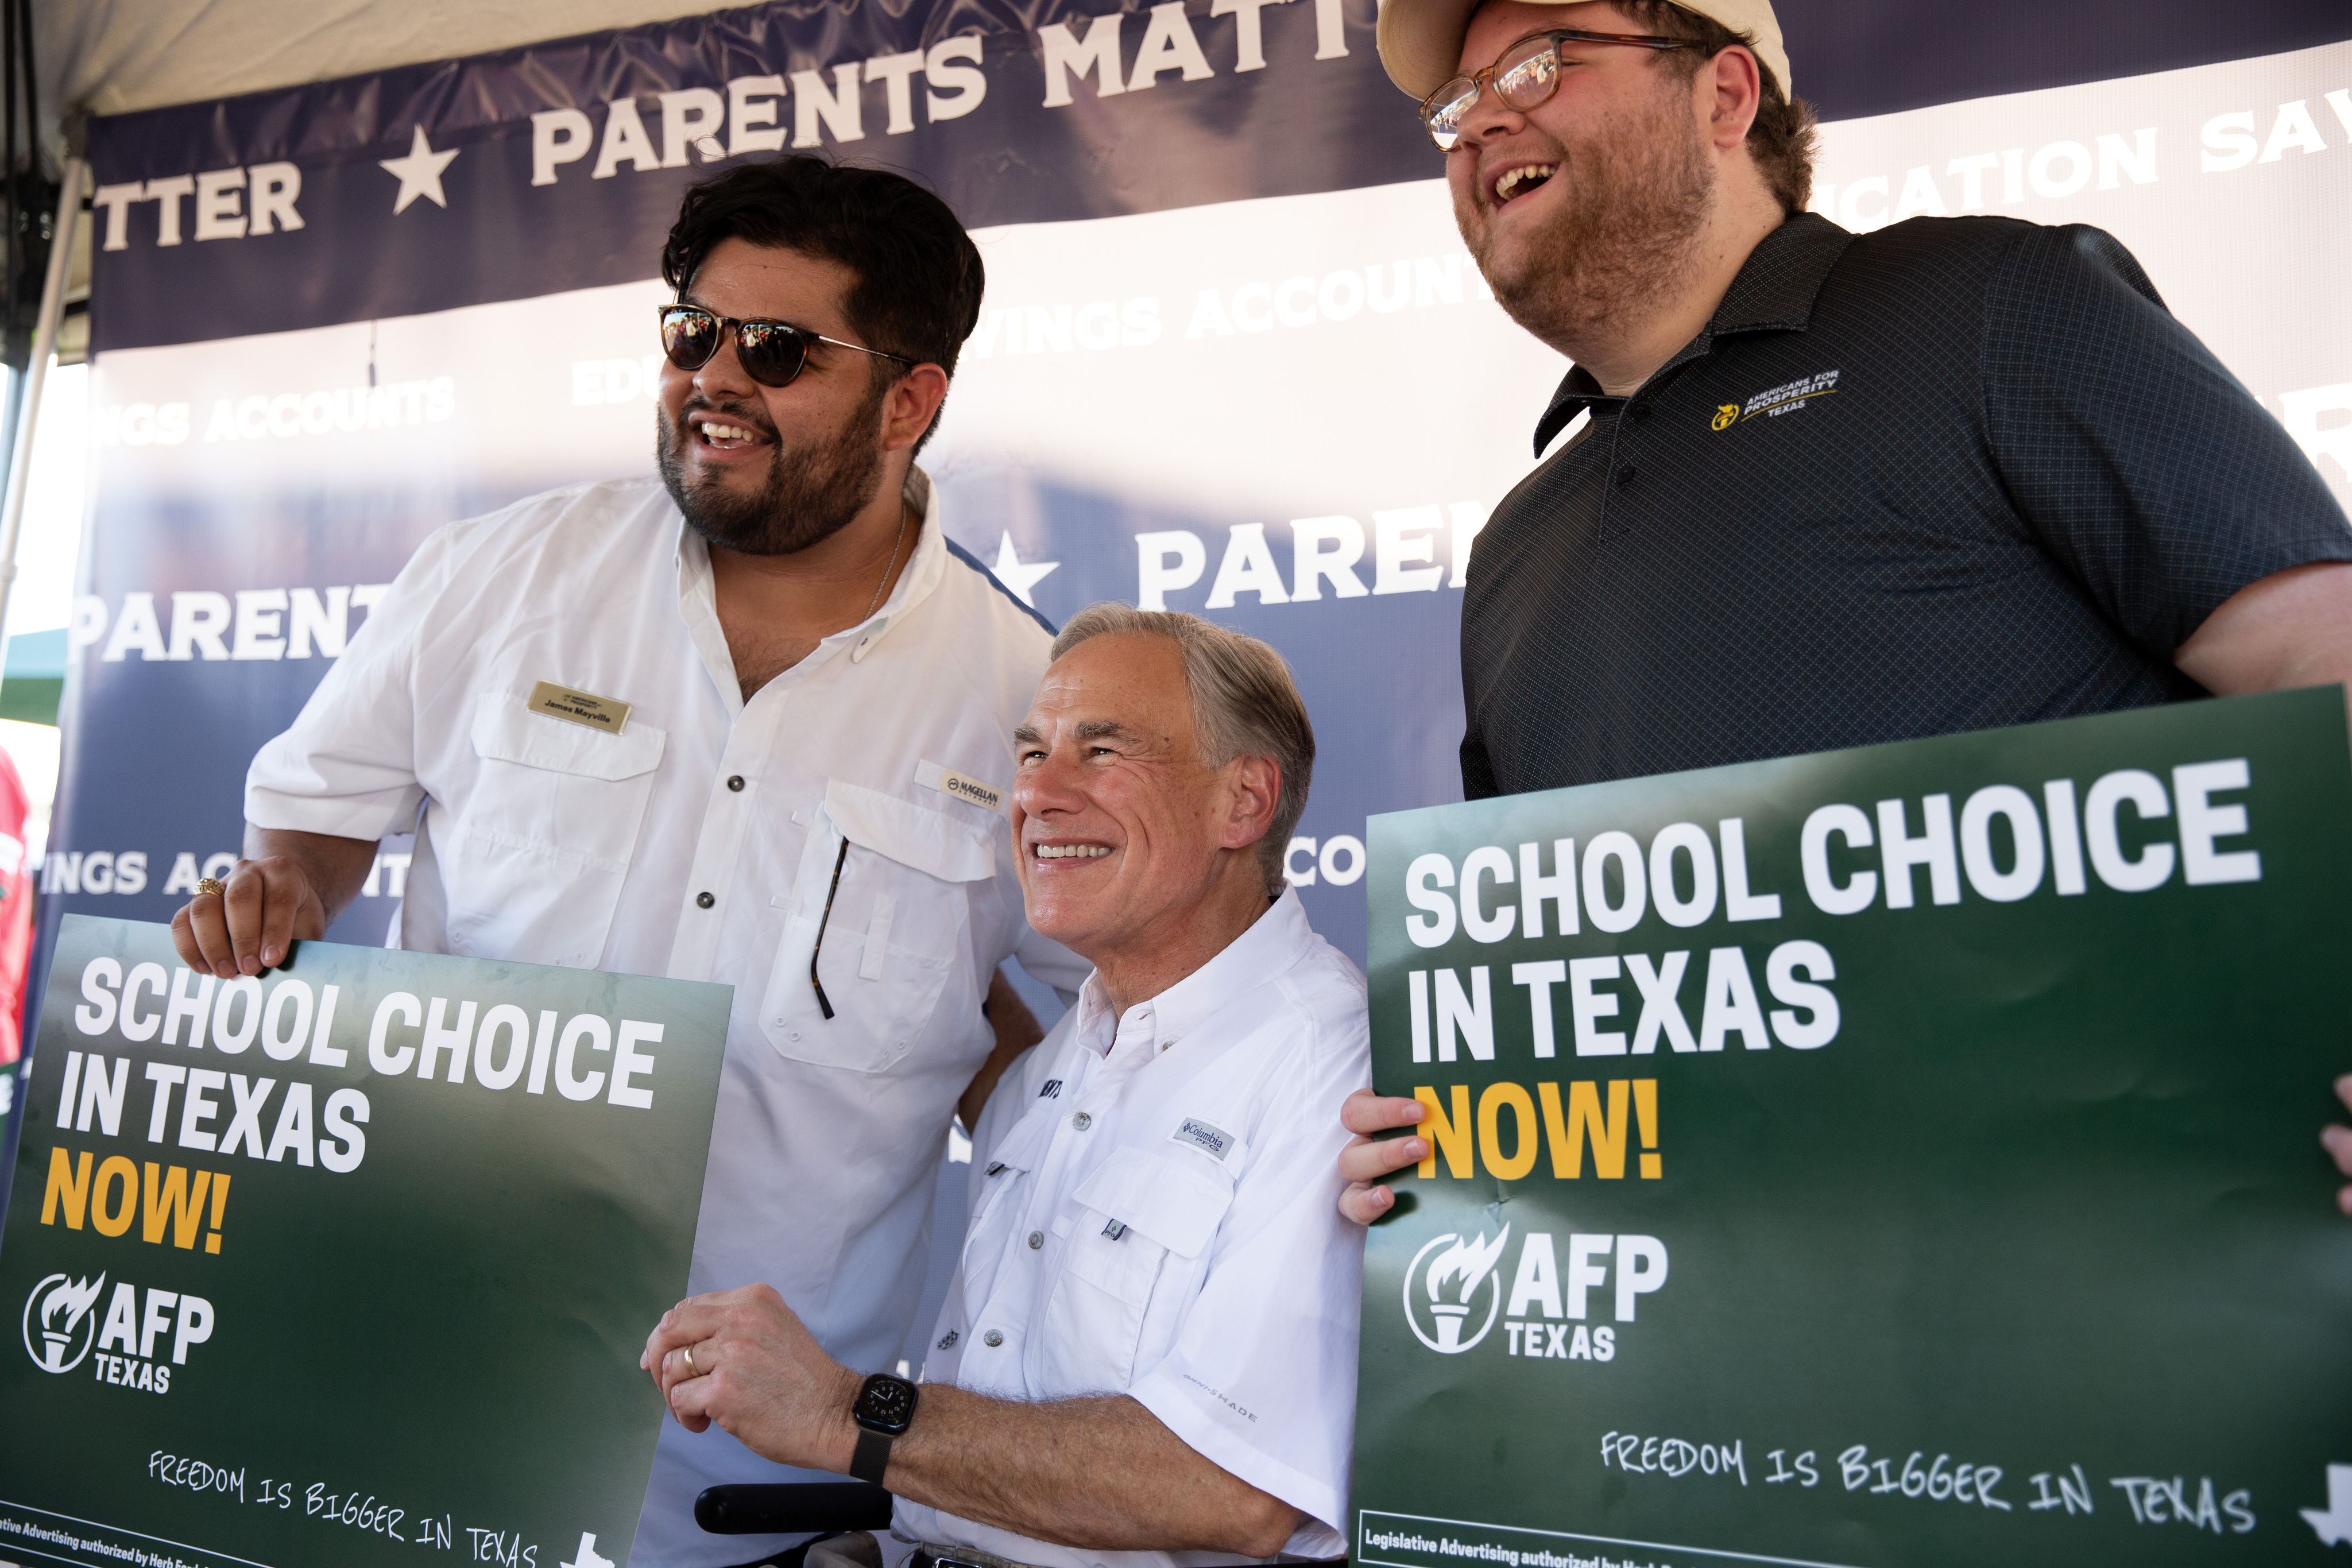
top-left (22, 1272), bottom-right (215, 1392)
top-left (1404, 1225), bottom-right (1673, 1359)
top-left (1405, 1227), bottom-right (1512, 1353)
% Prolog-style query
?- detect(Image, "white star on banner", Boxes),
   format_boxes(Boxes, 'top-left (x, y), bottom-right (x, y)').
top-left (991, 533), bottom-right (1060, 606)
top-left (380, 126), bottom-right (459, 215)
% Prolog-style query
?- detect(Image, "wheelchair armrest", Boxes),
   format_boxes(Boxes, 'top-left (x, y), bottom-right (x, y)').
top-left (694, 1482), bottom-right (894, 1534)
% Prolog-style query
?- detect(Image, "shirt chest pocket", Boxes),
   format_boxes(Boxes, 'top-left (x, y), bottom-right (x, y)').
top-left (758, 779), bottom-right (997, 1074)
top-left (449, 691), bottom-right (667, 967)
top-left (1036, 1147), bottom-right (1235, 1395)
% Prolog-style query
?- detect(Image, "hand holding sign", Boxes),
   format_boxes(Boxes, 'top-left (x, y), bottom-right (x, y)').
top-left (1336, 1087), bottom-right (1425, 1223)
top-left (170, 829), bottom-right (376, 977)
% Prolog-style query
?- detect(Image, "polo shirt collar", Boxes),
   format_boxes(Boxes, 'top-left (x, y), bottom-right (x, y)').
top-left (1530, 212), bottom-right (1856, 455)
top-left (1070, 888), bottom-right (1316, 1061)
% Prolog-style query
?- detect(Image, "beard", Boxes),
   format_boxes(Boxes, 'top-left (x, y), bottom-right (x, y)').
top-left (1458, 87), bottom-right (1715, 350)
top-left (656, 378), bottom-right (890, 556)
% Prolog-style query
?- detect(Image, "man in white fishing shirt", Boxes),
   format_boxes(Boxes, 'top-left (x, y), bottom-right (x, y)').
top-left (644, 605), bottom-right (1372, 1567)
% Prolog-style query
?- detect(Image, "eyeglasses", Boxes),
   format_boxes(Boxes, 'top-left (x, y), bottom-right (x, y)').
top-left (1419, 29), bottom-right (1695, 152)
top-left (656, 304), bottom-right (916, 389)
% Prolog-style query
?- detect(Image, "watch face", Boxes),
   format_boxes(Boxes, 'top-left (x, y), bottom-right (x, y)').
top-left (856, 1374), bottom-right (916, 1433)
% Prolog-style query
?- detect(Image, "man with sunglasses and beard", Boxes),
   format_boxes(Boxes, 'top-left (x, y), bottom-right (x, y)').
top-left (169, 156), bottom-right (1090, 1568)
top-left (1331, 3), bottom-right (2352, 1214)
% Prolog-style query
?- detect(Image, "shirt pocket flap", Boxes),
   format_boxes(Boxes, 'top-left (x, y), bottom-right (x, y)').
top-left (472, 690), bottom-right (666, 781)
top-left (1071, 1147), bottom-right (1234, 1261)
top-left (823, 778), bottom-right (997, 883)
top-left (980, 1101), bottom-right (1057, 1181)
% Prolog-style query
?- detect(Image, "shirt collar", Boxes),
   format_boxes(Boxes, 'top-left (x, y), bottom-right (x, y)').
top-left (671, 462), bottom-right (950, 691)
top-left (1530, 212), bottom-right (1856, 456)
top-left (1070, 888), bottom-right (1318, 1061)
top-left (838, 463), bottom-right (947, 664)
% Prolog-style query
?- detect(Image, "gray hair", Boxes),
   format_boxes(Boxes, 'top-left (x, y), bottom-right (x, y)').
top-left (1050, 603), bottom-right (1315, 899)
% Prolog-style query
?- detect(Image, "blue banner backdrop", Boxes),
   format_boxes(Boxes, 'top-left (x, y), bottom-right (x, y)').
top-left (6, 0), bottom-right (2350, 1225)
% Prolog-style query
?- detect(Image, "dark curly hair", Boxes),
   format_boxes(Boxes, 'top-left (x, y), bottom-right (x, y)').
top-left (660, 156), bottom-right (987, 449)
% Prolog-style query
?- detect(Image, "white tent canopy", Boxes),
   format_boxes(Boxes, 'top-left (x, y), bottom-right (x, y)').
top-left (38, 0), bottom-right (723, 153)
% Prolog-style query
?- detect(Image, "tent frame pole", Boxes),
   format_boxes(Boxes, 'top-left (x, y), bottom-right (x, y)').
top-left (0, 154), bottom-right (83, 651)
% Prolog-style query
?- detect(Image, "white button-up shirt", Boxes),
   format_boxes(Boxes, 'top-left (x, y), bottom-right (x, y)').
top-left (246, 469), bottom-right (1089, 1568)
top-left (898, 890), bottom-right (1371, 1567)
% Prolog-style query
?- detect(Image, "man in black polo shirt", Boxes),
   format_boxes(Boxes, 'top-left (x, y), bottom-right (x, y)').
top-left (1335, 0), bottom-right (2352, 1215)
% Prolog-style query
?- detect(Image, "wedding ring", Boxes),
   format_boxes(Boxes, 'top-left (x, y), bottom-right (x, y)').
top-left (683, 1343), bottom-right (701, 1376)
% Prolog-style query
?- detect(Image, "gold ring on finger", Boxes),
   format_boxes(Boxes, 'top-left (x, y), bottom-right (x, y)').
top-left (683, 1343), bottom-right (700, 1376)
top-left (195, 878), bottom-right (227, 898)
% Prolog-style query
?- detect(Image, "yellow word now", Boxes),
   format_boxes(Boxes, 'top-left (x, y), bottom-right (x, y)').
top-left (41, 1149), bottom-right (231, 1253)
top-left (1414, 1079), bottom-right (1661, 1182)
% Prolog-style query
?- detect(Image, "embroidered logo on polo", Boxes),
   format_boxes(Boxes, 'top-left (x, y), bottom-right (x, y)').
top-left (1717, 369), bottom-right (1841, 427)
top-left (1038, 1079), bottom-right (1063, 1099)
top-left (1171, 1117), bottom-right (1234, 1160)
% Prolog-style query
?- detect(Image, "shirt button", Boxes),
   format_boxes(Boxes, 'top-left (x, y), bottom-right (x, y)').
top-left (696, 891), bottom-right (715, 908)
top-left (1616, 464), bottom-right (1636, 486)
top-left (727, 775), bottom-right (745, 792)
top-left (1027, 1231), bottom-right (1044, 1250)
top-left (1071, 1112), bottom-right (1092, 1131)
top-left (982, 1330), bottom-right (1004, 1348)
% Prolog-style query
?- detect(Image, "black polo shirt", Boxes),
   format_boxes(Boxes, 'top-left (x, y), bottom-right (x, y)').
top-left (1459, 211), bottom-right (2352, 798)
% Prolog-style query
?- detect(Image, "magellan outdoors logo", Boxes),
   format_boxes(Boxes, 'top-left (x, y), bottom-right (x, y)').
top-left (1403, 1226), bottom-right (1510, 1354)
top-left (22, 1272), bottom-right (106, 1373)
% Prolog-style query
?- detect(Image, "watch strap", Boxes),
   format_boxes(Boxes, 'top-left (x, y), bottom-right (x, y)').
top-left (851, 1425), bottom-right (893, 1485)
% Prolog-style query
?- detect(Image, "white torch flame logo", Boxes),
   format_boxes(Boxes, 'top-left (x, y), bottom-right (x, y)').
top-left (22, 1272), bottom-right (106, 1373)
top-left (1423, 1228), bottom-right (1511, 1305)
top-left (1405, 1226), bottom-right (1509, 1353)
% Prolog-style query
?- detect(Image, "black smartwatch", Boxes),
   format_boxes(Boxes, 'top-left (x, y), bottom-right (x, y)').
top-left (849, 1371), bottom-right (919, 1484)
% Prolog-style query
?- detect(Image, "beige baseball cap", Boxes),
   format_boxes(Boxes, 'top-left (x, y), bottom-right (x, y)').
top-left (1377, 0), bottom-right (1790, 104)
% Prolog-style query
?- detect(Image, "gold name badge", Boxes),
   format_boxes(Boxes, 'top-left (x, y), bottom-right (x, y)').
top-left (528, 680), bottom-right (632, 734)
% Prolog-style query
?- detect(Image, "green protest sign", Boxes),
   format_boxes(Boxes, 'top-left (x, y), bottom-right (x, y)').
top-left (0, 917), bottom-right (730, 1568)
top-left (1352, 687), bottom-right (2352, 1567)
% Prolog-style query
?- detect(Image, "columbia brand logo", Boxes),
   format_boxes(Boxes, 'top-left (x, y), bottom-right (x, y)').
top-left (1171, 1117), bottom-right (1233, 1160)
top-left (1039, 1079), bottom-right (1062, 1099)
top-left (985, 1162), bottom-right (1008, 1178)
top-left (1102, 1219), bottom-right (1128, 1241)
top-left (936, 1330), bottom-right (959, 1350)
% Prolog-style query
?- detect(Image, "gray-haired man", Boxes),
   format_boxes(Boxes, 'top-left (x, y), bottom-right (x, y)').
top-left (643, 605), bottom-right (1371, 1566)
